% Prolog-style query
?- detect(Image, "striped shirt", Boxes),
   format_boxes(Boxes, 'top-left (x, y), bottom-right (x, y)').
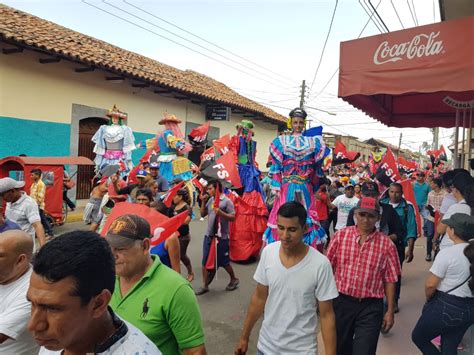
top-left (326, 226), bottom-right (400, 299)
top-left (30, 180), bottom-right (46, 210)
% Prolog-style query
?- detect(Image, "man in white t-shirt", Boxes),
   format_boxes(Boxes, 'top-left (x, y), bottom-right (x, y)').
top-left (27, 230), bottom-right (160, 354)
top-left (235, 201), bottom-right (338, 355)
top-left (331, 185), bottom-right (359, 231)
top-left (0, 230), bottom-right (38, 355)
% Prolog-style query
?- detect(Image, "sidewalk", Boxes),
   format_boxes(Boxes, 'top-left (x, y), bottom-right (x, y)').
top-left (65, 199), bottom-right (87, 223)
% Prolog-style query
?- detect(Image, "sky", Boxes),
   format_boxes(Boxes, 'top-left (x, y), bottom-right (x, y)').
top-left (3, 0), bottom-right (453, 156)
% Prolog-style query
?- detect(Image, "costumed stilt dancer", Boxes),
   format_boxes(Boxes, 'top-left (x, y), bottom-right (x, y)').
top-left (264, 108), bottom-right (327, 249)
top-left (92, 105), bottom-right (136, 177)
top-left (228, 120), bottom-right (267, 261)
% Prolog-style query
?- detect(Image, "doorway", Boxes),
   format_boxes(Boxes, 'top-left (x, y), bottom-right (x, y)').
top-left (77, 117), bottom-right (107, 199)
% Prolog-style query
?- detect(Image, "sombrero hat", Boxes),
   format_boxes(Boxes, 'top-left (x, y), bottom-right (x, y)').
top-left (159, 113), bottom-right (182, 125)
top-left (106, 105), bottom-right (128, 120)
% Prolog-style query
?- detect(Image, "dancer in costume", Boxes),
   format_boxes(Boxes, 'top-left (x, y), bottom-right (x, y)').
top-left (92, 105), bottom-right (136, 176)
top-left (264, 108), bottom-right (327, 249)
top-left (228, 120), bottom-right (267, 260)
top-left (156, 113), bottom-right (192, 182)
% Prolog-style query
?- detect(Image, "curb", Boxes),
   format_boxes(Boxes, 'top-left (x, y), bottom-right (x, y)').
top-left (66, 212), bottom-right (83, 223)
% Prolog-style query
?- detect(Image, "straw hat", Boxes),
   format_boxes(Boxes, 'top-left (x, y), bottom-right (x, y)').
top-left (106, 105), bottom-right (128, 120)
top-left (159, 113), bottom-right (182, 125)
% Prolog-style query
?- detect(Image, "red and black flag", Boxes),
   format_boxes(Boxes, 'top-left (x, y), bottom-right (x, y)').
top-left (331, 141), bottom-right (360, 166)
top-left (375, 148), bottom-right (402, 187)
top-left (427, 145), bottom-right (448, 167)
top-left (162, 180), bottom-right (185, 208)
top-left (213, 134), bottom-right (231, 156)
top-left (201, 151), bottom-right (242, 189)
top-left (188, 122), bottom-right (210, 147)
top-left (397, 156), bottom-right (417, 175)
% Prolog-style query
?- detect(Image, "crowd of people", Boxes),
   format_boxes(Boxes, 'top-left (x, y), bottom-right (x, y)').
top-left (0, 107), bottom-right (473, 355)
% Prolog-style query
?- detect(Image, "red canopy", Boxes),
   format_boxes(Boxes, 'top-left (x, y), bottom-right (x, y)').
top-left (338, 16), bottom-right (474, 128)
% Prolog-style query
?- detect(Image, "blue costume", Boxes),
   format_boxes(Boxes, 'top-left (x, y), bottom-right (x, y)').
top-left (157, 130), bottom-right (192, 182)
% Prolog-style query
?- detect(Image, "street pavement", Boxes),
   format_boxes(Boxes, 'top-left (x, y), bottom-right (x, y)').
top-left (55, 219), bottom-right (473, 355)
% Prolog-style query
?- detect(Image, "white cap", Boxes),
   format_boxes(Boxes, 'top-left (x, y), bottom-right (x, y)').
top-left (0, 177), bottom-right (25, 194)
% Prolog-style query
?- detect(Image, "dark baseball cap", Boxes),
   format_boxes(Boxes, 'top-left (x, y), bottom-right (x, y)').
top-left (355, 197), bottom-right (380, 217)
top-left (105, 214), bottom-right (151, 248)
top-left (361, 181), bottom-right (379, 197)
top-left (441, 213), bottom-right (474, 239)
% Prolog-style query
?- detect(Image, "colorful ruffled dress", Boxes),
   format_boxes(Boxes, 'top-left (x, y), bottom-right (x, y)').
top-left (157, 130), bottom-right (193, 182)
top-left (263, 133), bottom-right (327, 248)
top-left (92, 124), bottom-right (135, 175)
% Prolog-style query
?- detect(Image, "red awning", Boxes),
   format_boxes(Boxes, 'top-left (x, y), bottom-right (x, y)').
top-left (338, 16), bottom-right (474, 128)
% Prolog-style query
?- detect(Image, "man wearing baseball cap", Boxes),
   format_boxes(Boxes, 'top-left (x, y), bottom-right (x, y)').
top-left (330, 184), bottom-right (359, 232)
top-left (327, 197), bottom-right (401, 355)
top-left (106, 214), bottom-right (206, 355)
top-left (149, 163), bottom-right (169, 193)
top-left (0, 177), bottom-right (46, 249)
top-left (115, 170), bottom-right (149, 202)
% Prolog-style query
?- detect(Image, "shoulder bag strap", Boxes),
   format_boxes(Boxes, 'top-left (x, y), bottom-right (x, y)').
top-left (446, 275), bottom-right (472, 294)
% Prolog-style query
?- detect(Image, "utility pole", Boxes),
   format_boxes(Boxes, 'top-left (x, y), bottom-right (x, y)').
top-left (397, 132), bottom-right (403, 157)
top-left (299, 80), bottom-right (306, 109)
top-left (432, 127), bottom-right (439, 150)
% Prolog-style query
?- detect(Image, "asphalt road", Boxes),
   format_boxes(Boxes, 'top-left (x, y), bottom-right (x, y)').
top-left (55, 220), bottom-right (473, 355)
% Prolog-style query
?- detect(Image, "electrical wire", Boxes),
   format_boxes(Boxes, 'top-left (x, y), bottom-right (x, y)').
top-left (407, 0), bottom-right (418, 26)
top-left (366, 0), bottom-right (389, 32)
top-left (122, 0), bottom-right (298, 86)
top-left (308, 0), bottom-right (339, 94)
top-left (101, 0), bottom-right (293, 88)
top-left (390, 0), bottom-right (405, 29)
top-left (81, 1), bottom-right (292, 90)
top-left (358, 0), bottom-right (385, 33)
top-left (410, 0), bottom-right (419, 26)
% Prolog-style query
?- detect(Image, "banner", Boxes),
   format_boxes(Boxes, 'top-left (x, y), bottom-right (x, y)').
top-left (427, 145), bottom-right (448, 167)
top-left (201, 151), bottom-right (242, 188)
top-left (201, 147), bottom-right (215, 161)
top-left (331, 141), bottom-right (360, 166)
top-left (375, 148), bottom-right (401, 186)
top-left (397, 156), bottom-right (417, 175)
top-left (188, 122), bottom-right (210, 146)
top-left (100, 202), bottom-right (189, 245)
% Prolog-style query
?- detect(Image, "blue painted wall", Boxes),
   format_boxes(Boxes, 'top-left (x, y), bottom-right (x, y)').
top-left (0, 116), bottom-right (71, 157)
top-left (0, 116), bottom-right (155, 165)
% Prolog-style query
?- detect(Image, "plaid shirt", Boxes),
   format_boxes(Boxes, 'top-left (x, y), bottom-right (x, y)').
top-left (30, 180), bottom-right (46, 210)
top-left (427, 189), bottom-right (446, 222)
top-left (326, 226), bottom-right (400, 299)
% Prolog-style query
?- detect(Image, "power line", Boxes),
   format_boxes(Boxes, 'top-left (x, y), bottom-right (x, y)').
top-left (358, 0), bottom-right (385, 33)
top-left (366, 0), bottom-right (389, 32)
top-left (307, 0), bottom-right (383, 102)
top-left (122, 0), bottom-right (299, 86)
top-left (231, 87), bottom-right (300, 95)
top-left (101, 0), bottom-right (294, 88)
top-left (390, 0), bottom-right (405, 29)
top-left (81, 1), bottom-right (292, 90)
top-left (407, 0), bottom-right (418, 26)
top-left (308, 0), bottom-right (339, 94)
top-left (410, 0), bottom-right (419, 26)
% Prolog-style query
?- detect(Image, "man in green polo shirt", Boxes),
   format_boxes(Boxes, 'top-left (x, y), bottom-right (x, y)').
top-left (106, 214), bottom-right (206, 355)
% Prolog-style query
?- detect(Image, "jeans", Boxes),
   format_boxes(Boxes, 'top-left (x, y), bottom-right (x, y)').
top-left (424, 220), bottom-right (435, 256)
top-left (412, 291), bottom-right (474, 355)
top-left (334, 294), bottom-right (384, 355)
top-left (39, 208), bottom-right (53, 235)
top-left (63, 190), bottom-right (76, 209)
top-left (395, 246), bottom-right (405, 302)
top-left (257, 350), bottom-right (264, 355)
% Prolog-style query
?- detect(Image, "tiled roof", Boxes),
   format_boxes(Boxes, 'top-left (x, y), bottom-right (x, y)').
top-left (0, 4), bottom-right (286, 124)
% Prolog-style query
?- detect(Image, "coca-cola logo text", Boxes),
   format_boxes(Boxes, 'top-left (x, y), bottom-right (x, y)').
top-left (373, 31), bottom-right (444, 65)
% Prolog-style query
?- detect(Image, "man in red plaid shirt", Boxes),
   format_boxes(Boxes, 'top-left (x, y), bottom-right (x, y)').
top-left (326, 196), bottom-right (401, 355)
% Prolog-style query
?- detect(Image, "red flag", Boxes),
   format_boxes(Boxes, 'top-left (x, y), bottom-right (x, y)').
top-left (332, 141), bottom-right (360, 166)
top-left (427, 145), bottom-right (448, 167)
top-left (201, 151), bottom-right (242, 188)
top-left (100, 202), bottom-right (189, 244)
top-left (205, 237), bottom-right (218, 270)
top-left (213, 183), bottom-right (221, 209)
top-left (201, 147), bottom-right (215, 161)
top-left (188, 122), bottom-right (210, 145)
top-left (397, 156), bottom-right (417, 175)
top-left (213, 134), bottom-right (231, 155)
top-left (375, 148), bottom-right (402, 187)
top-left (128, 148), bottom-right (156, 184)
top-left (162, 180), bottom-right (185, 208)
top-left (400, 180), bottom-right (422, 236)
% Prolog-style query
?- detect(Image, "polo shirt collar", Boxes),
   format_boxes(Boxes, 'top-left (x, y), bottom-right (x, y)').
top-left (11, 192), bottom-right (27, 206)
top-left (116, 256), bottom-right (161, 301)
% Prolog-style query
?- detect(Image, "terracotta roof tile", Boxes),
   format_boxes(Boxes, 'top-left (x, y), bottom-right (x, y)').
top-left (0, 4), bottom-right (286, 124)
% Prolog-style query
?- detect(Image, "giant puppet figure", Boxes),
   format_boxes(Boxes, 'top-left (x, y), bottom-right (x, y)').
top-left (264, 108), bottom-right (327, 248)
top-left (228, 120), bottom-right (267, 260)
top-left (156, 113), bottom-right (192, 182)
top-left (92, 105), bottom-right (136, 176)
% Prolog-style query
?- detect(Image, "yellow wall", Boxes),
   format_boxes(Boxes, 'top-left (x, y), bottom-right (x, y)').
top-left (0, 49), bottom-right (278, 168)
